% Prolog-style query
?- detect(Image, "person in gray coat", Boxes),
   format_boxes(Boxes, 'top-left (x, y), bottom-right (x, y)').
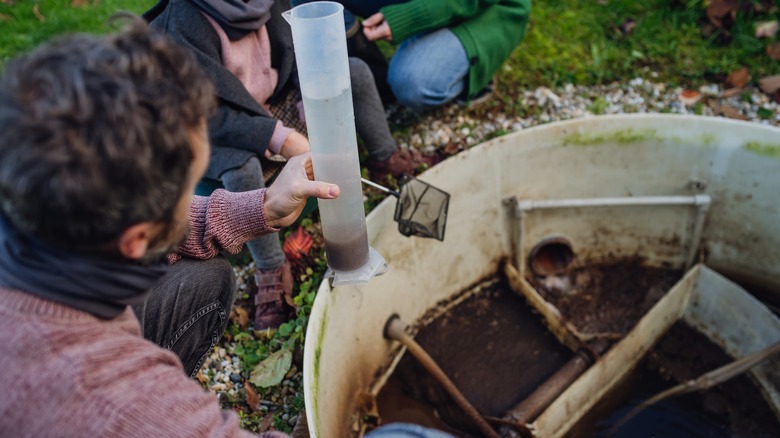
top-left (145, 0), bottom-right (435, 329)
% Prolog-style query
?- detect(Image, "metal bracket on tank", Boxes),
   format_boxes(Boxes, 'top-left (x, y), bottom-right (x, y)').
top-left (505, 194), bottom-right (712, 277)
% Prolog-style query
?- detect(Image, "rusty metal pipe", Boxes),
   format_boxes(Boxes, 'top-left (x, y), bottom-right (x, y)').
top-left (503, 340), bottom-right (611, 426)
top-left (383, 315), bottom-right (500, 438)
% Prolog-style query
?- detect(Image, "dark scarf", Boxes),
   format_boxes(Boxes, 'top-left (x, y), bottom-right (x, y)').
top-left (190, 0), bottom-right (274, 40)
top-left (0, 213), bottom-right (169, 319)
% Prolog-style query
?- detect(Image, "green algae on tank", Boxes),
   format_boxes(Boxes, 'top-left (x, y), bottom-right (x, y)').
top-left (743, 141), bottom-right (780, 158)
top-left (562, 128), bottom-right (657, 146)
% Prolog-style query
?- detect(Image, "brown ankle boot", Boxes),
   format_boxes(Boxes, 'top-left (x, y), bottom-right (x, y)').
top-left (253, 261), bottom-right (294, 330)
top-left (368, 148), bottom-right (440, 183)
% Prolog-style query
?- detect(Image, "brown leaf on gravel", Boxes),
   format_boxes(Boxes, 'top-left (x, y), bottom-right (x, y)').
top-left (720, 105), bottom-right (748, 120)
top-left (709, 101), bottom-right (748, 120)
top-left (442, 141), bottom-right (462, 156)
top-left (767, 43), bottom-right (780, 61)
top-left (259, 411), bottom-right (275, 431)
top-left (196, 369), bottom-right (209, 386)
top-left (719, 87), bottom-right (742, 99)
top-left (230, 305), bottom-right (250, 329)
top-left (759, 75), bottom-right (780, 94)
top-left (679, 89), bottom-right (702, 106)
top-left (725, 67), bottom-right (750, 88)
top-left (244, 382), bottom-right (261, 412)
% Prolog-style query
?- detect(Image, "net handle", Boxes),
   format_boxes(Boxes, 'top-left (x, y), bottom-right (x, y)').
top-left (361, 178), bottom-right (400, 197)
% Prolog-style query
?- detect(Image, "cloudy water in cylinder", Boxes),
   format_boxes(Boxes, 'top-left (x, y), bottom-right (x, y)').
top-left (303, 87), bottom-right (369, 271)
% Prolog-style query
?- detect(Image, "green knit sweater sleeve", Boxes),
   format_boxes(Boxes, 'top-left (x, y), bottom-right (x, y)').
top-left (381, 0), bottom-right (500, 44)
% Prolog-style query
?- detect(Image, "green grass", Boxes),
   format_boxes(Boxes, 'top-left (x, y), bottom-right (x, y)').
top-left (2, 1), bottom-right (778, 89)
top-left (503, 0), bottom-right (779, 88)
top-left (0, 0), bottom-right (156, 60)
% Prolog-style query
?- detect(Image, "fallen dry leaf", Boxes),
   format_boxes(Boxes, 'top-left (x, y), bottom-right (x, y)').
top-left (720, 87), bottom-right (743, 99)
top-left (244, 382), bottom-right (262, 412)
top-left (679, 89), bottom-right (702, 106)
top-left (767, 42), bottom-right (780, 61)
top-left (710, 101), bottom-right (748, 120)
top-left (443, 140), bottom-right (462, 156)
top-left (725, 67), bottom-right (750, 88)
top-left (759, 75), bottom-right (780, 94)
top-left (755, 21), bottom-right (779, 39)
top-left (259, 412), bottom-right (274, 432)
top-left (196, 369), bottom-right (209, 385)
top-left (283, 227), bottom-right (313, 261)
top-left (32, 4), bottom-right (45, 22)
top-left (229, 305), bottom-right (250, 329)
top-left (707, 0), bottom-right (738, 29)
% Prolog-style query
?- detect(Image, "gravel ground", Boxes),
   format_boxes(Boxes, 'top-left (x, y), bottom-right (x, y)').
top-left (196, 78), bottom-right (780, 433)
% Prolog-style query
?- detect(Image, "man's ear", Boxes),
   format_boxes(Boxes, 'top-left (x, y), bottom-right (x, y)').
top-left (116, 223), bottom-right (154, 260)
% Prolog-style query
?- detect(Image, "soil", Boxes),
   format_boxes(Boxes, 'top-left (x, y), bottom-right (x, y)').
top-left (530, 257), bottom-right (683, 336)
top-left (374, 277), bottom-right (573, 436)
top-left (323, 227), bottom-right (369, 271)
top-left (370, 262), bottom-right (779, 437)
top-left (572, 321), bottom-right (780, 438)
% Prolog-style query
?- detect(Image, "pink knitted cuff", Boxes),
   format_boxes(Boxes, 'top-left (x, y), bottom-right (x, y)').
top-left (172, 189), bottom-right (280, 262)
top-left (205, 189), bottom-right (278, 252)
top-left (269, 121), bottom-right (294, 155)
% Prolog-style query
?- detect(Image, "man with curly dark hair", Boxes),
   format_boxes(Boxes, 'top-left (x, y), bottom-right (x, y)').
top-left (0, 19), bottom-right (338, 436)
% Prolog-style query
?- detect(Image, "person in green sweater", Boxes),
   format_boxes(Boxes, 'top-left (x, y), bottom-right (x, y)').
top-left (293, 0), bottom-right (531, 111)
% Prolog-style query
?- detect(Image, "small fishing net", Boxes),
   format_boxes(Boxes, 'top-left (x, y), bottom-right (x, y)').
top-left (361, 175), bottom-right (450, 241)
top-left (394, 175), bottom-right (450, 241)
top-left (362, 176), bottom-right (450, 241)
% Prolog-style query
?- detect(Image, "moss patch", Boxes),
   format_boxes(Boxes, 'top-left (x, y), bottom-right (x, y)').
top-left (311, 305), bottom-right (327, 438)
top-left (743, 141), bottom-right (780, 158)
top-left (699, 133), bottom-right (717, 147)
top-left (563, 128), bottom-right (657, 146)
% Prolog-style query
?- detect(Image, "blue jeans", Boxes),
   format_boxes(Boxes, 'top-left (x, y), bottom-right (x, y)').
top-left (132, 256), bottom-right (236, 377)
top-left (365, 423), bottom-right (455, 438)
top-left (388, 28), bottom-right (469, 111)
top-left (291, 1), bottom-right (467, 110)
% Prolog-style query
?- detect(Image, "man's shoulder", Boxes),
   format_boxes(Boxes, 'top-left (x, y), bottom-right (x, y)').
top-left (0, 289), bottom-right (185, 436)
top-left (0, 297), bottom-right (206, 436)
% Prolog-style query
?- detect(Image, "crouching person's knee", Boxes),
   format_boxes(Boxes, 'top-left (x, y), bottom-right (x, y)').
top-left (388, 70), bottom-right (453, 112)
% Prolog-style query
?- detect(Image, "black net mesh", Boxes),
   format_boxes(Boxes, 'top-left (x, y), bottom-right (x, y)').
top-left (393, 176), bottom-right (450, 241)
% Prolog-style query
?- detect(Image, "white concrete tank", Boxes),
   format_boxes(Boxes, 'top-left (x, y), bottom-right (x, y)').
top-left (302, 114), bottom-right (780, 437)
